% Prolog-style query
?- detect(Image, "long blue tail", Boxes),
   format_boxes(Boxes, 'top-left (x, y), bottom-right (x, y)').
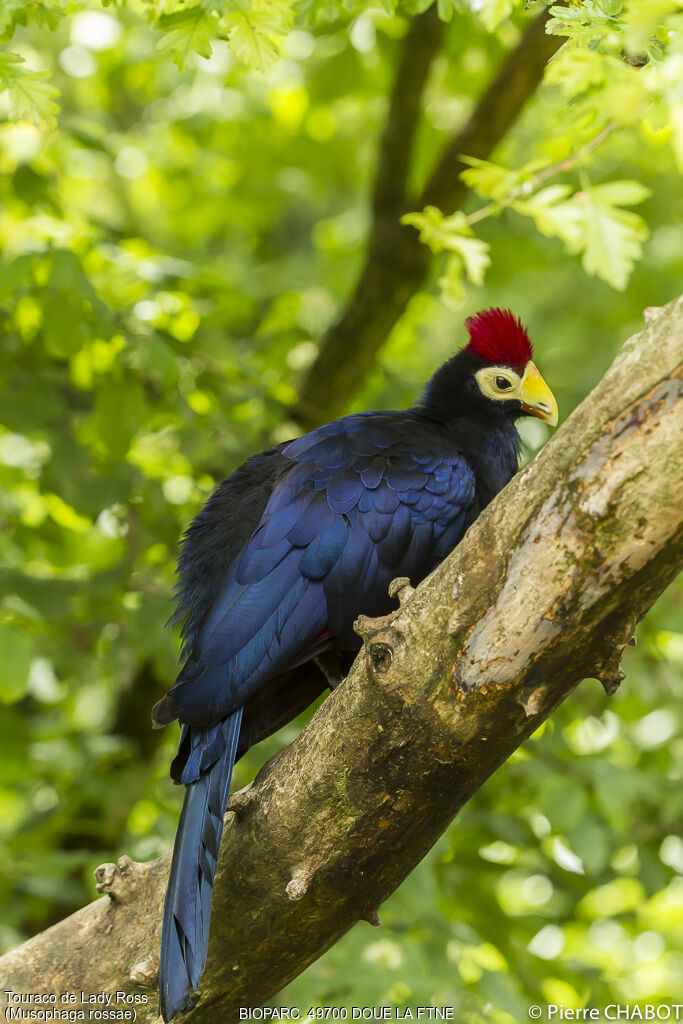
top-left (159, 708), bottom-right (243, 1022)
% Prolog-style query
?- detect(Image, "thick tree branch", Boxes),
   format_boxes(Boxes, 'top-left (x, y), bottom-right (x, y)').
top-left (1, 298), bottom-right (681, 1021)
top-left (372, 5), bottom-right (444, 221)
top-left (292, 10), bottom-right (562, 430)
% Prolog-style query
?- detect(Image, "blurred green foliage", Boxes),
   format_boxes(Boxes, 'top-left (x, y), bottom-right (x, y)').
top-left (0, 0), bottom-right (681, 1019)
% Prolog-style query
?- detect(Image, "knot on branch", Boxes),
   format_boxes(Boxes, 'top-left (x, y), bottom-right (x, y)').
top-left (354, 613), bottom-right (383, 641)
top-left (354, 613), bottom-right (400, 682)
top-left (226, 784), bottom-right (258, 818)
top-left (449, 660), bottom-right (475, 698)
top-left (517, 683), bottom-right (551, 718)
top-left (388, 576), bottom-right (415, 606)
top-left (593, 643), bottom-right (628, 695)
top-left (595, 659), bottom-right (626, 696)
top-left (129, 957), bottom-right (156, 987)
top-left (361, 908), bottom-right (381, 927)
top-left (592, 612), bottom-right (639, 695)
top-left (623, 51), bottom-right (649, 67)
top-left (94, 855), bottom-right (140, 903)
top-left (368, 642), bottom-right (393, 675)
top-left (286, 866), bottom-right (313, 901)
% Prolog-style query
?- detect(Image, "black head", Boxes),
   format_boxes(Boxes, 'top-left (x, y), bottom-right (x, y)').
top-left (419, 308), bottom-right (558, 428)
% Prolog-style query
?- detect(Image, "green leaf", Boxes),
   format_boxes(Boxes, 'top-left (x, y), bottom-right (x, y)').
top-left (0, 252), bottom-right (35, 302)
top-left (546, 2), bottom-right (616, 42)
top-left (225, 11), bottom-right (280, 71)
top-left (403, 0), bottom-right (436, 12)
top-left (589, 179), bottom-right (652, 205)
top-left (402, 206), bottom-right (447, 253)
top-left (513, 179), bottom-right (649, 290)
top-left (581, 189), bottom-right (648, 290)
top-left (93, 380), bottom-right (147, 460)
top-left (157, 6), bottom-right (215, 70)
top-left (541, 778), bottom-right (588, 832)
top-left (221, 0), bottom-right (294, 72)
top-left (545, 47), bottom-right (608, 99)
top-left (44, 493), bottom-right (92, 533)
top-left (0, 625), bottom-right (33, 703)
top-left (0, 708), bottom-right (30, 785)
top-left (435, 0), bottom-right (466, 22)
top-left (0, 0), bottom-right (27, 37)
top-left (0, 51), bottom-right (59, 129)
top-left (459, 157), bottom-right (515, 202)
top-left (437, 254), bottom-right (465, 308)
top-left (401, 207), bottom-right (470, 254)
top-left (460, 155), bottom-right (551, 203)
top-left (596, 0), bottom-right (623, 15)
top-left (403, 206), bottom-right (490, 305)
top-left (568, 818), bottom-right (610, 874)
top-left (41, 250), bottom-right (105, 358)
top-left (449, 233), bottom-right (491, 286)
top-left (476, 0), bottom-right (517, 32)
top-left (0, 0), bottom-right (64, 34)
top-left (295, 0), bottom-right (345, 23)
top-left (513, 185), bottom-right (584, 249)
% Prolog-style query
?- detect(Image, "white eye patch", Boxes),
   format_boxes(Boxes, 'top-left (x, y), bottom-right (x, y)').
top-left (475, 366), bottom-right (523, 402)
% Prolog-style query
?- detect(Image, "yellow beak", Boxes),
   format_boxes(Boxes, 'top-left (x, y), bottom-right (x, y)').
top-left (520, 361), bottom-right (558, 427)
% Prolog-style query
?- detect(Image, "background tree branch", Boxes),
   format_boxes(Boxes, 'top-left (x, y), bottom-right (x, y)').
top-left (292, 9), bottom-right (562, 430)
top-left (372, 5), bottom-right (445, 221)
top-left (1, 299), bottom-right (681, 1021)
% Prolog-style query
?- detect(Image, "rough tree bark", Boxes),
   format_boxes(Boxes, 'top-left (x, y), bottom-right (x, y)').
top-left (1, 298), bottom-right (681, 1021)
top-left (292, 9), bottom-right (563, 430)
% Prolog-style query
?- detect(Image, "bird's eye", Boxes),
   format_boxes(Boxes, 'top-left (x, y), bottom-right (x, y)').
top-left (495, 375), bottom-right (512, 390)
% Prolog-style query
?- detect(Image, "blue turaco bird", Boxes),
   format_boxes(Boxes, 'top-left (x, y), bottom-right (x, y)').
top-left (153, 308), bottom-right (558, 1020)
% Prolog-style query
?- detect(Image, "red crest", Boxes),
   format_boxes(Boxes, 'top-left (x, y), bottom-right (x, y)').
top-left (465, 308), bottom-right (533, 372)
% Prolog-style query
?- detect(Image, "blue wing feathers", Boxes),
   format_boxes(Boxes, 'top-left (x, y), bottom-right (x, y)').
top-left (160, 414), bottom-right (476, 729)
top-left (299, 517), bottom-right (348, 579)
top-left (357, 488), bottom-right (375, 513)
top-left (384, 463), bottom-right (427, 491)
top-left (362, 508), bottom-right (392, 543)
top-left (376, 502), bottom-right (413, 567)
top-left (425, 475), bottom-right (449, 495)
top-left (234, 533), bottom-right (291, 583)
top-left (250, 505), bottom-right (302, 548)
top-left (286, 496), bottom-right (336, 545)
top-left (158, 410), bottom-right (480, 1021)
top-left (373, 482), bottom-right (400, 514)
top-left (360, 456), bottom-right (386, 489)
top-left (326, 469), bottom-right (363, 514)
top-left (331, 518), bottom-right (372, 590)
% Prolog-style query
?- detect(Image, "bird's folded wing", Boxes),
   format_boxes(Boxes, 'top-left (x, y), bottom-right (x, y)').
top-left (154, 412), bottom-right (475, 728)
